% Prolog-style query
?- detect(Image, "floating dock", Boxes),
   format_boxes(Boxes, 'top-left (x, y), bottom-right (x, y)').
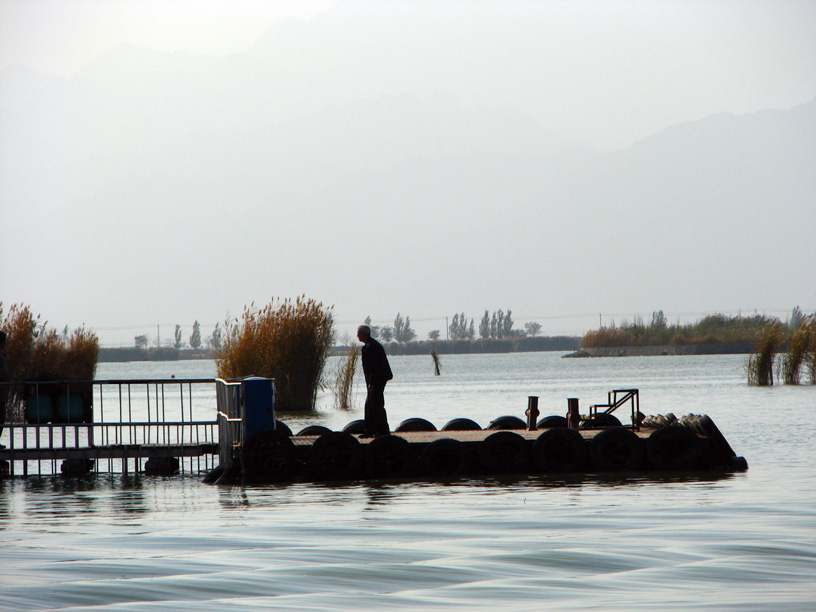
top-left (208, 387), bottom-right (748, 485)
top-left (0, 379), bottom-right (747, 482)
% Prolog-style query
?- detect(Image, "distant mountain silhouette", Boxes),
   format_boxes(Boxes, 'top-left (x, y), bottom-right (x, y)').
top-left (1, 41), bottom-right (813, 324)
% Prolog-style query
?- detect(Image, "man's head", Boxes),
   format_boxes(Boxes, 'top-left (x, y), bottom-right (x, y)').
top-left (357, 325), bottom-right (371, 343)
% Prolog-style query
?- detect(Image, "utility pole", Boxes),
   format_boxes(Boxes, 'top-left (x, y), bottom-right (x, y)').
top-left (157, 324), bottom-right (160, 347)
top-left (445, 316), bottom-right (449, 341)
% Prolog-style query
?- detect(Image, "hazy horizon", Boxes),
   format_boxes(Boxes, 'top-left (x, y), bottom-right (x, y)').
top-left (1, 1), bottom-right (814, 347)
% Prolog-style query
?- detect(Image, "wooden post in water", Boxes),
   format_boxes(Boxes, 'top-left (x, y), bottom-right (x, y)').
top-left (567, 398), bottom-right (580, 430)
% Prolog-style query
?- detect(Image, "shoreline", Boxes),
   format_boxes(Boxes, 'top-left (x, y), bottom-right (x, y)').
top-left (99, 341), bottom-right (756, 363)
top-left (563, 343), bottom-right (754, 358)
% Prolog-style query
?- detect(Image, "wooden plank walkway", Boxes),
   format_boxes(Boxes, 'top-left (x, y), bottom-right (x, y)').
top-left (290, 428), bottom-right (654, 447)
top-left (0, 443), bottom-right (218, 462)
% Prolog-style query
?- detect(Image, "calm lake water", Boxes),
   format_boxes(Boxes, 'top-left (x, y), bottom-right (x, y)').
top-left (1, 353), bottom-right (814, 611)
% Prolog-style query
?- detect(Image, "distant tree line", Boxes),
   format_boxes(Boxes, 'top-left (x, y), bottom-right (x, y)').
top-left (581, 309), bottom-right (810, 348)
top-left (345, 310), bottom-right (575, 355)
top-left (363, 314), bottom-right (417, 343)
top-left (132, 321), bottom-right (222, 351)
top-left (370, 335), bottom-right (580, 356)
top-left (365, 309), bottom-right (547, 344)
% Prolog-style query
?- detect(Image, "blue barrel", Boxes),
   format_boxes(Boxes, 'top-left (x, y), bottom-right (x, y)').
top-left (241, 377), bottom-right (276, 439)
top-left (57, 394), bottom-right (86, 422)
top-left (26, 394), bottom-right (54, 423)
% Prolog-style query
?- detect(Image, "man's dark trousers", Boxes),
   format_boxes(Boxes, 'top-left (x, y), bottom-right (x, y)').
top-left (364, 383), bottom-right (389, 436)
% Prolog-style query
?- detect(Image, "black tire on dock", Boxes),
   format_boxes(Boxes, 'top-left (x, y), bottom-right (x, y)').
top-left (695, 414), bottom-right (737, 460)
top-left (730, 456), bottom-right (749, 472)
top-left (395, 417), bottom-right (438, 432)
top-left (649, 413), bottom-right (677, 429)
top-left (441, 418), bottom-right (482, 431)
top-left (308, 432), bottom-right (362, 481)
top-left (532, 428), bottom-right (588, 473)
top-left (581, 413), bottom-right (622, 429)
top-left (60, 458), bottom-right (95, 475)
top-left (479, 431), bottom-right (530, 474)
top-left (646, 425), bottom-right (702, 470)
top-left (536, 415), bottom-right (568, 429)
top-left (296, 425), bottom-right (333, 437)
top-left (145, 456), bottom-right (180, 475)
top-left (589, 427), bottom-right (644, 471)
top-left (202, 464), bottom-right (225, 484)
top-left (419, 438), bottom-right (468, 478)
top-left (487, 416), bottom-right (527, 430)
top-left (214, 460), bottom-right (242, 485)
top-left (365, 434), bottom-right (411, 479)
top-left (275, 420), bottom-right (293, 437)
top-left (678, 414), bottom-right (705, 436)
top-left (241, 429), bottom-right (297, 483)
top-left (342, 419), bottom-right (367, 434)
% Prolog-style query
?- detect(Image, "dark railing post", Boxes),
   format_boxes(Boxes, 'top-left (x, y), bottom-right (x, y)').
top-left (567, 398), bottom-right (580, 430)
top-left (526, 396), bottom-right (539, 431)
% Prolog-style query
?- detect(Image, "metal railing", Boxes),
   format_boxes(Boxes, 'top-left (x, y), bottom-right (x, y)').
top-left (589, 388), bottom-right (640, 430)
top-left (215, 378), bottom-right (243, 466)
top-left (0, 379), bottom-right (220, 476)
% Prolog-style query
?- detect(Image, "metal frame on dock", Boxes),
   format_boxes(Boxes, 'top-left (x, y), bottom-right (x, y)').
top-left (0, 378), bottom-right (220, 477)
top-left (215, 378), bottom-right (244, 467)
top-left (589, 389), bottom-right (640, 430)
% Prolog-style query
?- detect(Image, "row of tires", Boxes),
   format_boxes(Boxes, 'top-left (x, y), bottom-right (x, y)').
top-left (285, 412), bottom-right (623, 439)
top-left (237, 423), bottom-right (714, 484)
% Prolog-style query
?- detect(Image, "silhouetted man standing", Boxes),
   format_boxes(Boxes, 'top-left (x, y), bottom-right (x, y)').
top-left (357, 324), bottom-right (392, 437)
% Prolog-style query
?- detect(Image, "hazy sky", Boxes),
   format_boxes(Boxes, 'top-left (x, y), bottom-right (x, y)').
top-left (3, 0), bottom-right (815, 148)
top-left (1, 0), bottom-right (814, 346)
top-left (0, 1), bottom-right (332, 73)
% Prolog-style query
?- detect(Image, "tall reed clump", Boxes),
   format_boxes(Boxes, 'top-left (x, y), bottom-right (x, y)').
top-left (1, 303), bottom-right (40, 383)
top-left (746, 323), bottom-right (784, 386)
top-left (782, 317), bottom-right (814, 385)
top-left (333, 344), bottom-right (359, 410)
top-left (0, 302), bottom-right (99, 419)
top-left (809, 342), bottom-right (816, 385)
top-left (217, 296), bottom-right (334, 411)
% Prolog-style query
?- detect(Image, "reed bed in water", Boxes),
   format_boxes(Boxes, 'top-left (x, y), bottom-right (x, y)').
top-left (782, 317), bottom-right (815, 385)
top-left (333, 344), bottom-right (359, 410)
top-left (217, 296), bottom-right (334, 411)
top-left (809, 350), bottom-right (816, 385)
top-left (0, 302), bottom-right (99, 419)
top-left (746, 323), bottom-right (784, 386)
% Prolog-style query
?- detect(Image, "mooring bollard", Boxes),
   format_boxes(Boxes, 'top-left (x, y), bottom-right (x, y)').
top-left (526, 396), bottom-right (539, 430)
top-left (567, 398), bottom-right (580, 430)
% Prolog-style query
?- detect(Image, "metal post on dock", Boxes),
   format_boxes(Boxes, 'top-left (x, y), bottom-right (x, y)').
top-left (567, 398), bottom-right (580, 430)
top-left (526, 396), bottom-right (539, 430)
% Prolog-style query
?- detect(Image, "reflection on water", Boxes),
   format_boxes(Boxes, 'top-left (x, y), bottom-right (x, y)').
top-left (363, 485), bottom-right (399, 509)
top-left (0, 468), bottom-right (813, 612)
top-left (218, 485), bottom-right (251, 509)
top-left (1, 469), bottom-right (740, 517)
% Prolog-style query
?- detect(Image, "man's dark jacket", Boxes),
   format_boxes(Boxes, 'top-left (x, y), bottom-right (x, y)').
top-left (361, 337), bottom-right (393, 388)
